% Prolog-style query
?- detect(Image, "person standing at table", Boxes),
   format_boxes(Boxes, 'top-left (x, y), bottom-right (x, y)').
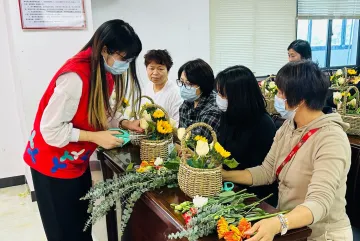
top-left (142, 49), bottom-right (183, 125)
top-left (23, 19), bottom-right (143, 241)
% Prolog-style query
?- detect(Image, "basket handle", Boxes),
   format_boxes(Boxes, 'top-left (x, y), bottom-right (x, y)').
top-left (342, 85), bottom-right (360, 113)
top-left (261, 75), bottom-right (276, 95)
top-left (180, 122), bottom-right (217, 154)
top-left (139, 103), bottom-right (170, 121)
top-left (130, 95), bottom-right (155, 119)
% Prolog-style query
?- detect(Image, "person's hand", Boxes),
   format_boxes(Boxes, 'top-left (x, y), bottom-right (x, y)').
top-left (244, 217), bottom-right (281, 241)
top-left (90, 130), bottom-right (124, 149)
top-left (121, 120), bottom-right (144, 133)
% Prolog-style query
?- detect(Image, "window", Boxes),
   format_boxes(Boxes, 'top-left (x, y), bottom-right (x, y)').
top-left (297, 19), bottom-right (359, 67)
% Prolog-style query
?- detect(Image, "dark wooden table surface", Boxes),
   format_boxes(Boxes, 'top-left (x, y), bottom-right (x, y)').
top-left (98, 145), bottom-right (312, 241)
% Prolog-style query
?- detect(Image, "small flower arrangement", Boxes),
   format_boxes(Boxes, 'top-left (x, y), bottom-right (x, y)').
top-left (139, 105), bottom-right (173, 140)
top-left (330, 68), bottom-right (347, 87)
top-left (168, 190), bottom-right (287, 241)
top-left (333, 91), bottom-right (360, 113)
top-left (260, 76), bottom-right (278, 98)
top-left (177, 128), bottom-right (238, 169)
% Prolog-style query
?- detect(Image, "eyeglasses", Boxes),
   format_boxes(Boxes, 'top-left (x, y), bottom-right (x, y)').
top-left (176, 79), bottom-right (194, 90)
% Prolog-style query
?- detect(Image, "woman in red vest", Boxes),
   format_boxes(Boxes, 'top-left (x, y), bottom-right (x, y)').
top-left (23, 19), bottom-right (143, 241)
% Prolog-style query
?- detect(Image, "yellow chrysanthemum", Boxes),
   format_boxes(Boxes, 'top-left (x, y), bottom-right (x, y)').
top-left (194, 135), bottom-right (208, 143)
top-left (214, 142), bottom-right (231, 158)
top-left (136, 167), bottom-right (146, 173)
top-left (224, 225), bottom-right (241, 241)
top-left (153, 109), bottom-right (165, 118)
top-left (341, 92), bottom-right (351, 97)
top-left (157, 120), bottom-right (173, 134)
top-left (348, 69), bottom-right (357, 75)
top-left (123, 98), bottom-right (129, 105)
top-left (217, 217), bottom-right (229, 239)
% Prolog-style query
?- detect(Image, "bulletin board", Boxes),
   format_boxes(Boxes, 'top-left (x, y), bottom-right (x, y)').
top-left (18, 0), bottom-right (86, 30)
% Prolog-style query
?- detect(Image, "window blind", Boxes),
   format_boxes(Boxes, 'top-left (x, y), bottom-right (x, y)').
top-left (298, 0), bottom-right (360, 19)
top-left (210, 0), bottom-right (296, 76)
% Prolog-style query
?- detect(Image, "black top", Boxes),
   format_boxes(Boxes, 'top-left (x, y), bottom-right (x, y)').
top-left (219, 112), bottom-right (279, 207)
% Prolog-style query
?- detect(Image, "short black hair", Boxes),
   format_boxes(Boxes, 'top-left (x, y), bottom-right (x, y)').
top-left (216, 65), bottom-right (266, 124)
top-left (144, 49), bottom-right (173, 71)
top-left (288, 40), bottom-right (312, 60)
top-left (275, 60), bottom-right (329, 110)
top-left (177, 59), bottom-right (214, 97)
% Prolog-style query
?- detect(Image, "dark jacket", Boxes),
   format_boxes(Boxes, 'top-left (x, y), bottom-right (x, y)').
top-left (219, 112), bottom-right (278, 206)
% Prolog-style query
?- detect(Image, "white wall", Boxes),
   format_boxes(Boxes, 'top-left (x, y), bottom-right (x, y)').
top-left (1, 0), bottom-right (94, 190)
top-left (0, 0), bottom-right (26, 179)
top-left (91, 0), bottom-right (210, 86)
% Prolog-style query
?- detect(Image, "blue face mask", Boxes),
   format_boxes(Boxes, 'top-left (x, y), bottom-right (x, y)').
top-left (274, 95), bottom-right (296, 120)
top-left (103, 55), bottom-right (129, 75)
top-left (216, 94), bottom-right (228, 112)
top-left (180, 85), bottom-right (200, 102)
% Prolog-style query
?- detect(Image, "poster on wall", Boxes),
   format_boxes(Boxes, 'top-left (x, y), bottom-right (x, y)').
top-left (18, 0), bottom-right (86, 29)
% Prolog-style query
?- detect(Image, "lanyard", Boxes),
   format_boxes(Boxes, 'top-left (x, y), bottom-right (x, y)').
top-left (276, 128), bottom-right (320, 178)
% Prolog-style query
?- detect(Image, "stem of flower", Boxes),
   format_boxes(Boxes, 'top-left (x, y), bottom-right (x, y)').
top-left (246, 210), bottom-right (289, 222)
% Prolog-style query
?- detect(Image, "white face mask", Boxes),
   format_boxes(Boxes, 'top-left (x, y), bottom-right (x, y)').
top-left (216, 94), bottom-right (228, 112)
top-left (274, 95), bottom-right (299, 120)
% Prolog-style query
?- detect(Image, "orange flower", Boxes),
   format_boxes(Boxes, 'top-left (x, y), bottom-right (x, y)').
top-left (140, 161), bottom-right (149, 168)
top-left (238, 218), bottom-right (251, 239)
top-left (224, 225), bottom-right (241, 241)
top-left (217, 217), bottom-right (229, 239)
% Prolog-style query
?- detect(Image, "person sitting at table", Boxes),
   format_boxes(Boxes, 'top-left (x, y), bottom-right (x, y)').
top-left (222, 60), bottom-right (352, 241)
top-left (287, 39), bottom-right (312, 62)
top-left (215, 65), bottom-right (278, 207)
top-left (142, 49), bottom-right (183, 125)
top-left (177, 59), bottom-right (221, 141)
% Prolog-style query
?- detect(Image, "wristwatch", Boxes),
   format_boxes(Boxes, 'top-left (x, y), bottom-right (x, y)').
top-left (277, 214), bottom-right (289, 236)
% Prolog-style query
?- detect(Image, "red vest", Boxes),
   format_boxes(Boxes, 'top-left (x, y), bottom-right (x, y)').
top-left (23, 48), bottom-right (114, 179)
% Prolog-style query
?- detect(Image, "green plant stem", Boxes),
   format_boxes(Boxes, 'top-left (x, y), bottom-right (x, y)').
top-left (246, 210), bottom-right (289, 222)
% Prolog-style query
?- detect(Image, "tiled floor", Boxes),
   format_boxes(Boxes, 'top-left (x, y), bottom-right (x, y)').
top-left (0, 170), bottom-right (108, 241)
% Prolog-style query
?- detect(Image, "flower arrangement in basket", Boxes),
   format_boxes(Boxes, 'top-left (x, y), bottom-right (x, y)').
top-left (333, 86), bottom-right (360, 136)
top-left (260, 75), bottom-right (278, 115)
top-left (177, 123), bottom-right (239, 198)
top-left (138, 103), bottom-right (176, 161)
top-left (330, 67), bottom-right (360, 89)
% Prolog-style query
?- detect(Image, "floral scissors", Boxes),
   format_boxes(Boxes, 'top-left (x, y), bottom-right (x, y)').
top-left (108, 128), bottom-right (147, 147)
top-left (222, 182), bottom-right (234, 191)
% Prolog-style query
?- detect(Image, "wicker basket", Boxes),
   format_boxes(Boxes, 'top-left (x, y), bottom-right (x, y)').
top-left (129, 95), bottom-right (155, 146)
top-left (338, 86), bottom-right (360, 136)
top-left (139, 103), bottom-right (174, 161)
top-left (178, 123), bottom-right (222, 198)
top-left (261, 75), bottom-right (278, 115)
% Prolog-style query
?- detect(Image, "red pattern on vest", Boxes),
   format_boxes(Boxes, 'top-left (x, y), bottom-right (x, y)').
top-left (23, 47), bottom-right (114, 179)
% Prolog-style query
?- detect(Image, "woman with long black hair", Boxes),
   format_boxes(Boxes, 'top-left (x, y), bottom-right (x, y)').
top-left (23, 19), bottom-right (142, 241)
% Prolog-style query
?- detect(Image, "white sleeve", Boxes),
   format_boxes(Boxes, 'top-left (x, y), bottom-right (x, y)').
top-left (108, 89), bottom-right (127, 128)
top-left (40, 72), bottom-right (82, 148)
top-left (168, 90), bottom-right (183, 127)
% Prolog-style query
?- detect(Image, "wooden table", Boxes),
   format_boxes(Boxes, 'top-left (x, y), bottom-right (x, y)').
top-left (97, 145), bottom-right (312, 241)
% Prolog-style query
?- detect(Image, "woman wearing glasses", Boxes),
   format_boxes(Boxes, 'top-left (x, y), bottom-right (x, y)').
top-left (177, 59), bottom-right (221, 141)
top-left (23, 19), bottom-right (142, 241)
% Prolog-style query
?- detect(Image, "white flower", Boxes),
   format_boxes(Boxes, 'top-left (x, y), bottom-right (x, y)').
top-left (170, 118), bottom-right (177, 128)
top-left (154, 157), bottom-right (164, 166)
top-left (268, 81), bottom-right (276, 89)
top-left (142, 110), bottom-right (152, 122)
top-left (338, 77), bottom-right (345, 85)
top-left (195, 140), bottom-right (209, 157)
top-left (193, 195), bottom-right (208, 208)
top-left (336, 69), bottom-right (343, 76)
top-left (209, 142), bottom-right (214, 150)
top-left (177, 128), bottom-right (191, 140)
top-left (260, 81), bottom-right (265, 87)
top-left (347, 98), bottom-right (357, 108)
top-left (333, 92), bottom-right (342, 101)
top-left (139, 118), bottom-right (149, 130)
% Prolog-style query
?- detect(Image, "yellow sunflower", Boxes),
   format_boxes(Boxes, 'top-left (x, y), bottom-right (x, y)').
top-left (214, 142), bottom-right (231, 158)
top-left (153, 109), bottom-right (165, 118)
top-left (194, 135), bottom-right (208, 142)
top-left (157, 120), bottom-right (173, 134)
